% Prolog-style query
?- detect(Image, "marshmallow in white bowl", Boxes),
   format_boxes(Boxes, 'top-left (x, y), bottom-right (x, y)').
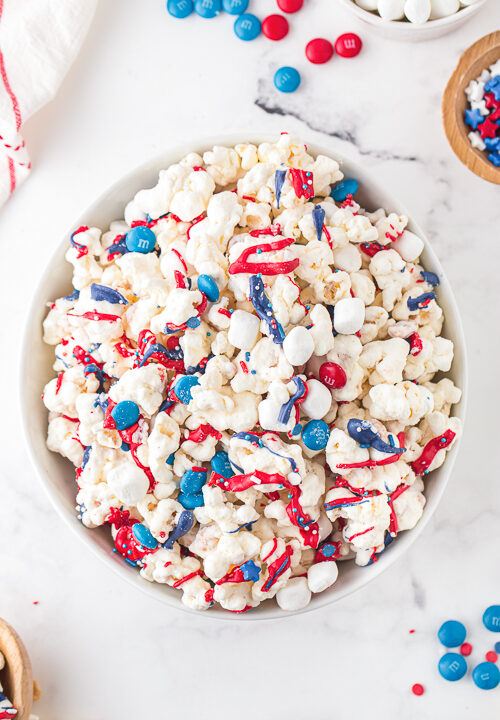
top-left (301, 379), bottom-right (332, 419)
top-left (283, 326), bottom-right (315, 366)
top-left (391, 229), bottom-right (424, 262)
top-left (334, 297), bottom-right (365, 335)
top-left (307, 561), bottom-right (339, 593)
top-left (276, 577), bottom-right (312, 611)
top-left (228, 310), bottom-right (260, 350)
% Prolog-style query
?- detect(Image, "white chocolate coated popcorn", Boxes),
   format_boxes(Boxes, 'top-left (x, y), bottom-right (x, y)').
top-left (42, 134), bottom-right (461, 613)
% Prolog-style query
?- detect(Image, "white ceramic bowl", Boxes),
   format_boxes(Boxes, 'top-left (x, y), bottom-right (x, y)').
top-left (339, 0), bottom-right (487, 41)
top-left (21, 134), bottom-right (468, 620)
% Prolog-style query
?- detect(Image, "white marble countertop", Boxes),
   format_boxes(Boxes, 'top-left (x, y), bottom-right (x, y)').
top-left (1, 1), bottom-right (499, 718)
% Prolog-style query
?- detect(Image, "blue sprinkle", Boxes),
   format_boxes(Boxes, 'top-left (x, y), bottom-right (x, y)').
top-left (485, 137), bottom-right (500, 151)
top-left (464, 107), bottom-right (484, 130)
top-left (488, 152), bottom-right (500, 167)
top-left (420, 270), bottom-right (440, 287)
top-left (90, 283), bottom-right (128, 305)
top-left (121, 442), bottom-right (130, 452)
top-left (274, 66), bottom-right (301, 93)
top-left (330, 179), bottom-right (359, 202)
top-left (275, 169), bottom-right (287, 209)
top-left (167, 0), bottom-right (194, 17)
top-left (194, 0), bottom-right (221, 16)
top-left (312, 204), bottom-right (326, 242)
top-left (240, 559), bottom-right (261, 582)
top-left (438, 653), bottom-right (467, 682)
top-left (322, 543), bottom-right (337, 558)
top-left (407, 292), bottom-right (436, 311)
top-left (485, 75), bottom-right (500, 92)
top-left (234, 13), bottom-right (261, 40)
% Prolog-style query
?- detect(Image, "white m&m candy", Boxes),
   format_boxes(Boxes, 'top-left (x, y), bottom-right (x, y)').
top-left (301, 379), bottom-right (332, 419)
top-left (377, 0), bottom-right (405, 20)
top-left (108, 463), bottom-right (149, 505)
top-left (404, 0), bottom-right (431, 23)
top-left (391, 230), bottom-right (424, 262)
top-left (307, 561), bottom-right (339, 593)
top-left (276, 577), bottom-right (312, 611)
top-left (283, 326), bottom-right (314, 366)
top-left (228, 309), bottom-right (260, 350)
top-left (334, 297), bottom-right (365, 335)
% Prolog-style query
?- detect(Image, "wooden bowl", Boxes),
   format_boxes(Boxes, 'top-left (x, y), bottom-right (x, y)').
top-left (443, 31), bottom-right (500, 184)
top-left (0, 619), bottom-right (35, 720)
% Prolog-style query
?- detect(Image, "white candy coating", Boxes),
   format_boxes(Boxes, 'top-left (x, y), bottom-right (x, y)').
top-left (334, 297), bottom-right (365, 335)
top-left (276, 577), bottom-right (312, 611)
top-left (283, 326), bottom-right (315, 366)
top-left (307, 561), bottom-right (339, 593)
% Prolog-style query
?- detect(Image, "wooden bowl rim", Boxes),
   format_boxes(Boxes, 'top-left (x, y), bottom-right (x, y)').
top-left (0, 619), bottom-right (33, 720)
top-left (442, 30), bottom-right (500, 185)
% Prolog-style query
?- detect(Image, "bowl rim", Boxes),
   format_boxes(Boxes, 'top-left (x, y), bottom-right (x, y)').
top-left (20, 132), bottom-right (468, 621)
top-left (339, 0), bottom-right (487, 31)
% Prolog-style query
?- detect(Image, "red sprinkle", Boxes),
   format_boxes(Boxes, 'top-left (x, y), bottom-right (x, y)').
top-left (411, 683), bottom-right (424, 697)
top-left (305, 38), bottom-right (334, 64)
top-left (262, 14), bottom-right (289, 41)
top-left (409, 629), bottom-right (415, 634)
top-left (460, 642), bottom-right (473, 656)
top-left (486, 651), bottom-right (498, 663)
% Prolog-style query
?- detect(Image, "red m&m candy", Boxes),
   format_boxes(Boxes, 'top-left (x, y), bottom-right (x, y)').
top-left (305, 38), bottom-right (334, 65)
top-left (277, 0), bottom-right (303, 12)
top-left (335, 33), bottom-right (362, 58)
top-left (319, 362), bottom-right (347, 389)
top-left (262, 14), bottom-right (289, 41)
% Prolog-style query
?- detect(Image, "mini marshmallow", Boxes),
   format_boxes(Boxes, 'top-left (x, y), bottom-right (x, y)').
top-left (228, 310), bottom-right (260, 350)
top-left (276, 577), bottom-right (312, 611)
top-left (107, 462), bottom-right (149, 505)
top-left (283, 326), bottom-right (315, 366)
top-left (355, 0), bottom-right (378, 8)
top-left (307, 561), bottom-right (339, 593)
top-left (404, 0), bottom-right (431, 23)
top-left (301, 379), bottom-right (332, 420)
top-left (334, 297), bottom-right (365, 335)
top-left (391, 230), bottom-right (424, 262)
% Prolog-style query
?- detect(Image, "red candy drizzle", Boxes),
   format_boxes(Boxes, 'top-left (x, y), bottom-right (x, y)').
top-left (228, 237), bottom-right (299, 276)
top-left (411, 430), bottom-right (456, 475)
top-left (288, 168), bottom-right (314, 199)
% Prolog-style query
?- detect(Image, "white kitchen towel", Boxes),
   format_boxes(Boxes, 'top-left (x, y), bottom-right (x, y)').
top-left (0, 0), bottom-right (97, 207)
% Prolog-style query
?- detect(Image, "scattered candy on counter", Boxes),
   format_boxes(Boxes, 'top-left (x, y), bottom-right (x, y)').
top-left (464, 61), bottom-right (500, 169)
top-left (354, 0), bottom-right (482, 24)
top-left (435, 610), bottom-right (500, 692)
top-left (411, 682), bottom-right (425, 696)
top-left (166, 0), bottom-right (363, 92)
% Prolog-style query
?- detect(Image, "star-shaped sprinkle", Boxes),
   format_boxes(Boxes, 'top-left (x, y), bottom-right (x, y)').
top-left (485, 136), bottom-right (500, 151)
top-left (485, 92), bottom-right (500, 110)
top-left (488, 153), bottom-right (500, 167)
top-left (240, 559), bottom-right (261, 582)
top-left (471, 99), bottom-right (489, 116)
top-left (468, 131), bottom-right (486, 151)
top-left (478, 117), bottom-right (500, 139)
top-left (465, 107), bottom-right (484, 130)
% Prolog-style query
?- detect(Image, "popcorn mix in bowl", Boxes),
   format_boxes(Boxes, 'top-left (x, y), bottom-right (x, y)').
top-left (42, 133), bottom-right (462, 613)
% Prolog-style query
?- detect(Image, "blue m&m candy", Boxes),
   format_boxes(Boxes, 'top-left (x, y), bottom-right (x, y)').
top-left (195, 0), bottom-right (221, 17)
top-left (197, 274), bottom-right (220, 302)
top-left (222, 0), bottom-right (248, 13)
top-left (178, 491), bottom-right (204, 509)
top-left (111, 401), bottom-right (140, 430)
top-left (186, 316), bottom-right (201, 329)
top-left (274, 66), bottom-right (301, 93)
top-left (132, 523), bottom-right (158, 550)
top-left (211, 450), bottom-right (233, 479)
top-left (438, 620), bottom-right (467, 648)
top-left (438, 653), bottom-right (467, 682)
top-left (301, 420), bottom-right (330, 451)
top-left (330, 179), bottom-right (359, 202)
top-left (234, 13), bottom-right (261, 41)
top-left (167, 0), bottom-right (194, 17)
top-left (483, 605), bottom-right (500, 632)
top-left (180, 468), bottom-right (207, 494)
top-left (125, 226), bottom-right (157, 254)
top-left (472, 662), bottom-right (500, 690)
top-left (174, 375), bottom-right (200, 404)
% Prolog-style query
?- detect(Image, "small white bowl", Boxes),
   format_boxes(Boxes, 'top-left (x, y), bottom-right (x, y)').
top-left (339, 0), bottom-right (487, 41)
top-left (21, 134), bottom-right (468, 620)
